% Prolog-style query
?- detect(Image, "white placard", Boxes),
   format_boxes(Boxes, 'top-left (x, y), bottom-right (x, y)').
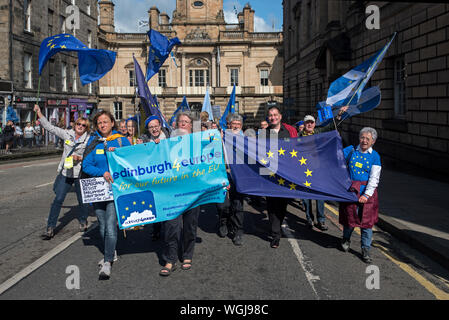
top-left (80, 177), bottom-right (113, 203)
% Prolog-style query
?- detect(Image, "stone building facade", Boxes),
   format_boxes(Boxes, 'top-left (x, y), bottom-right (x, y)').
top-left (0, 0), bottom-right (99, 131)
top-left (283, 0), bottom-right (449, 175)
top-left (97, 0), bottom-right (283, 127)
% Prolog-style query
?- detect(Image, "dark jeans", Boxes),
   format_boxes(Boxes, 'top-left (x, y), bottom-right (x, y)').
top-left (47, 173), bottom-right (88, 229)
top-left (304, 199), bottom-right (325, 224)
top-left (162, 206), bottom-right (200, 264)
top-left (217, 184), bottom-right (244, 236)
top-left (267, 197), bottom-right (289, 241)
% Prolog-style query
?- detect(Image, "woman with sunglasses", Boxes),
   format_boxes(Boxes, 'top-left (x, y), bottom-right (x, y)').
top-left (82, 110), bottom-right (130, 279)
top-left (33, 104), bottom-right (91, 239)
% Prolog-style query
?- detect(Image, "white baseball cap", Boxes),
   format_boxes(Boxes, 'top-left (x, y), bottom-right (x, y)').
top-left (304, 115), bottom-right (315, 122)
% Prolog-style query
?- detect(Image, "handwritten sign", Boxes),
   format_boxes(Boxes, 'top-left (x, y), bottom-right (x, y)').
top-left (80, 177), bottom-right (113, 203)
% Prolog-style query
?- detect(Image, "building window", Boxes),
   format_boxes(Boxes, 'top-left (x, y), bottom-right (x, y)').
top-left (87, 4), bottom-right (91, 16)
top-left (113, 101), bottom-right (123, 120)
top-left (88, 83), bottom-right (93, 95)
top-left (230, 68), bottom-right (239, 86)
top-left (87, 30), bottom-right (92, 48)
top-left (129, 69), bottom-right (135, 87)
top-left (48, 9), bottom-right (54, 37)
top-left (62, 62), bottom-right (67, 91)
top-left (24, 0), bottom-right (31, 32)
top-left (260, 69), bottom-right (269, 86)
top-left (60, 15), bottom-right (66, 33)
top-left (49, 59), bottom-right (55, 91)
top-left (394, 56), bottom-right (406, 117)
top-left (158, 69), bottom-right (167, 87)
top-left (189, 69), bottom-right (209, 87)
top-left (72, 65), bottom-right (77, 92)
top-left (24, 53), bottom-right (32, 88)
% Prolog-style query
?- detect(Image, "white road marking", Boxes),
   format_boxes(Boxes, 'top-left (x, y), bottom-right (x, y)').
top-left (34, 182), bottom-right (53, 188)
top-left (282, 222), bottom-right (321, 300)
top-left (0, 223), bottom-right (97, 295)
top-left (23, 161), bottom-right (58, 168)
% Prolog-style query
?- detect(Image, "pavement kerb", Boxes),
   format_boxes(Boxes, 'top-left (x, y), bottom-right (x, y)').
top-left (0, 149), bottom-right (62, 162)
top-left (325, 200), bottom-right (449, 272)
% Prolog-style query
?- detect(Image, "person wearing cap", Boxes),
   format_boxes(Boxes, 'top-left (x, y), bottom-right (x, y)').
top-left (295, 120), bottom-right (304, 134)
top-left (264, 106), bottom-right (298, 249)
top-left (137, 115), bottom-right (169, 145)
top-left (137, 115), bottom-right (170, 240)
top-left (301, 107), bottom-right (348, 231)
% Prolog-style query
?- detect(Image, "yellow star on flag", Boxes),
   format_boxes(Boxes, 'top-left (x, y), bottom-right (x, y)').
top-left (60, 45), bottom-right (66, 49)
top-left (122, 216), bottom-right (126, 220)
top-left (269, 171), bottom-right (276, 178)
top-left (278, 178), bottom-right (285, 186)
top-left (50, 44), bottom-right (56, 49)
top-left (290, 149), bottom-right (298, 157)
top-left (304, 181), bottom-right (312, 188)
top-left (267, 151), bottom-right (274, 158)
top-left (260, 158), bottom-right (268, 165)
top-left (125, 207), bottom-right (129, 211)
top-left (305, 169), bottom-right (313, 177)
top-left (141, 201), bottom-right (145, 205)
top-left (289, 183), bottom-right (297, 190)
top-left (278, 148), bottom-right (285, 156)
top-left (133, 201), bottom-right (136, 205)
top-left (299, 157), bottom-right (307, 165)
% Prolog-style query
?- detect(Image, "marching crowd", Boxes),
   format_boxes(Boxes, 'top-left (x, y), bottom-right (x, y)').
top-left (31, 103), bottom-right (381, 279)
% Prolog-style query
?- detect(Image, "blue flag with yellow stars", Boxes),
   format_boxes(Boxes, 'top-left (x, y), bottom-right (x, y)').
top-left (39, 33), bottom-right (116, 85)
top-left (220, 84), bottom-right (236, 129)
top-left (223, 130), bottom-right (358, 202)
top-left (145, 29), bottom-right (181, 81)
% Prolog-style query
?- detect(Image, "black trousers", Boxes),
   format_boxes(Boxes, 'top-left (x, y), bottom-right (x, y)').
top-left (266, 197), bottom-right (289, 240)
top-left (217, 183), bottom-right (244, 236)
top-left (162, 206), bottom-right (200, 264)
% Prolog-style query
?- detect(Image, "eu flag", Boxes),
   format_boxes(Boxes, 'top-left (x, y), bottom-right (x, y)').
top-left (133, 56), bottom-right (170, 130)
top-left (145, 29), bottom-right (181, 81)
top-left (170, 96), bottom-right (190, 125)
top-left (223, 130), bottom-right (358, 202)
top-left (219, 84), bottom-right (236, 129)
top-left (39, 33), bottom-right (116, 85)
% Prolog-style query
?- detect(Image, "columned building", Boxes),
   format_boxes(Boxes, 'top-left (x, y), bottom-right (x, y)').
top-left (283, 0), bottom-right (449, 175)
top-left (97, 0), bottom-right (283, 127)
top-left (0, 0), bottom-right (99, 131)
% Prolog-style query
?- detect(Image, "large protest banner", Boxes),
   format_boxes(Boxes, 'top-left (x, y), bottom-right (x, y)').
top-left (106, 129), bottom-right (229, 229)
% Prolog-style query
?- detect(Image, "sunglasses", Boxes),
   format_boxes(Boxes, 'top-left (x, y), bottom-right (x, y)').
top-left (76, 123), bottom-right (87, 128)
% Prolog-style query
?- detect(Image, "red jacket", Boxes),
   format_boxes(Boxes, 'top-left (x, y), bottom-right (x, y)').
top-left (282, 123), bottom-right (298, 138)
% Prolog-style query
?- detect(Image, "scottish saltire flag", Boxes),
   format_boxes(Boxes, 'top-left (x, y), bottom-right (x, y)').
top-left (202, 87), bottom-right (214, 120)
top-left (317, 87), bottom-right (381, 127)
top-left (107, 130), bottom-right (229, 229)
top-left (145, 29), bottom-right (181, 81)
top-left (326, 33), bottom-right (396, 107)
top-left (220, 84), bottom-right (236, 129)
top-left (170, 96), bottom-right (190, 125)
top-left (133, 56), bottom-right (170, 130)
top-left (223, 130), bottom-right (358, 202)
top-left (39, 34), bottom-right (116, 85)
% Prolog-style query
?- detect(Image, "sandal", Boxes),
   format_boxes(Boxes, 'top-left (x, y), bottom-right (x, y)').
top-left (159, 263), bottom-right (176, 277)
top-left (181, 260), bottom-right (192, 270)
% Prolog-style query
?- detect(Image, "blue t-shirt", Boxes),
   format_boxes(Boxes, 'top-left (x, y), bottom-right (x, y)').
top-left (343, 145), bottom-right (381, 194)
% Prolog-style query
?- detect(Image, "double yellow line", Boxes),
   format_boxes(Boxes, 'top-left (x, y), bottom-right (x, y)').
top-left (324, 203), bottom-right (449, 300)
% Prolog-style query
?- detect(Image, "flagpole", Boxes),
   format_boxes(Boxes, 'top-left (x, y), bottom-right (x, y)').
top-left (34, 76), bottom-right (41, 122)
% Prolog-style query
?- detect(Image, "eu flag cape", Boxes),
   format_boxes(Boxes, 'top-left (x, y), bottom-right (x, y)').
top-left (223, 130), bottom-right (358, 202)
top-left (39, 34), bottom-right (116, 85)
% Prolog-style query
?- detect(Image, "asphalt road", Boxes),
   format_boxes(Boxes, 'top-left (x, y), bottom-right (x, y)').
top-left (0, 156), bottom-right (448, 303)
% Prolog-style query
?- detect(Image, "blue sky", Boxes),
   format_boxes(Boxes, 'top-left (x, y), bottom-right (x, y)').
top-left (112, 0), bottom-right (283, 33)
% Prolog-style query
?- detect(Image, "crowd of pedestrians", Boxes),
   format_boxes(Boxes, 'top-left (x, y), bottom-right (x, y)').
top-left (30, 103), bottom-right (381, 279)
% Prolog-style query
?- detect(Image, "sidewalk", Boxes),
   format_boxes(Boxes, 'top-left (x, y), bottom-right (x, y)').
top-left (0, 146), bottom-right (62, 161)
top-left (375, 168), bottom-right (449, 270)
top-left (2, 147), bottom-right (449, 271)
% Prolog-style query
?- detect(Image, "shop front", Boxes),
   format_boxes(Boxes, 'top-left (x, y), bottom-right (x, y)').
top-left (45, 99), bottom-right (69, 146)
top-left (68, 98), bottom-right (95, 122)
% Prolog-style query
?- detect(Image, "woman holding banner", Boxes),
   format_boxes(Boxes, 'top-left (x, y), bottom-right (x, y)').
top-left (159, 111), bottom-right (200, 276)
top-left (34, 105), bottom-right (90, 240)
top-left (82, 110), bottom-right (130, 279)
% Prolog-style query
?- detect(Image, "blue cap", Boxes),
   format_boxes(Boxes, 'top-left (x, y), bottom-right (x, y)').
top-left (295, 120), bottom-right (304, 127)
top-left (145, 115), bottom-right (160, 128)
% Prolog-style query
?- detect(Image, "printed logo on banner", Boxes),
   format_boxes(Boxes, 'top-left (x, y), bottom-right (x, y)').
top-left (116, 190), bottom-right (157, 228)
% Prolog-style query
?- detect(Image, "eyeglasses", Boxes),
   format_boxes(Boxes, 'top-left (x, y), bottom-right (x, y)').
top-left (76, 123), bottom-right (87, 128)
top-left (148, 126), bottom-right (160, 130)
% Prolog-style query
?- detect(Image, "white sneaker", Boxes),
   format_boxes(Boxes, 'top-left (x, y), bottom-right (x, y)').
top-left (99, 262), bottom-right (111, 279)
top-left (98, 250), bottom-right (118, 266)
